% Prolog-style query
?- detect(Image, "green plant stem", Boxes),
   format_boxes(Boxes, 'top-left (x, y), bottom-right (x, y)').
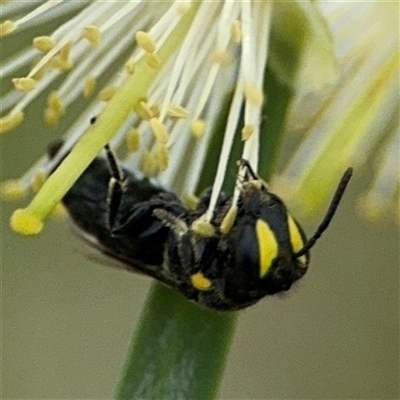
top-left (115, 284), bottom-right (237, 399)
top-left (115, 68), bottom-right (292, 400)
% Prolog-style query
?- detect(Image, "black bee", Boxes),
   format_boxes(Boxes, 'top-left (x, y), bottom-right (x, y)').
top-left (48, 141), bottom-right (352, 311)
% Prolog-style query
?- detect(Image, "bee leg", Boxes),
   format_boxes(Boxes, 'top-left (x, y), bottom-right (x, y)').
top-left (104, 145), bottom-right (125, 233)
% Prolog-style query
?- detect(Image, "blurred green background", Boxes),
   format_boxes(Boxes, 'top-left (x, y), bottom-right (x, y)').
top-left (1, 12), bottom-right (399, 397)
top-left (1, 97), bottom-right (399, 399)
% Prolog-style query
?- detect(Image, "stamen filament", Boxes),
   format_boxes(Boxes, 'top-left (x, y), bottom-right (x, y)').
top-left (10, 3), bottom-right (200, 234)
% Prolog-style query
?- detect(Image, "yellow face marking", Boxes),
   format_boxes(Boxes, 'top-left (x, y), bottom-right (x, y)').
top-left (256, 219), bottom-right (278, 278)
top-left (191, 272), bottom-right (212, 291)
top-left (287, 215), bottom-right (307, 265)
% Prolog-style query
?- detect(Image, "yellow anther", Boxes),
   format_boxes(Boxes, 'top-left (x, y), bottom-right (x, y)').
top-left (136, 100), bottom-right (154, 120)
top-left (44, 108), bottom-right (60, 127)
top-left (136, 31), bottom-right (156, 53)
top-left (357, 195), bottom-right (386, 223)
top-left (82, 25), bottom-right (102, 46)
top-left (231, 20), bottom-right (241, 43)
top-left (83, 75), bottom-right (96, 97)
top-left (140, 150), bottom-right (157, 177)
top-left (220, 205), bottom-right (238, 235)
top-left (210, 48), bottom-right (232, 64)
top-left (50, 42), bottom-right (73, 70)
top-left (47, 91), bottom-right (64, 115)
top-left (124, 58), bottom-right (136, 75)
top-left (191, 119), bottom-right (206, 138)
top-left (191, 218), bottom-right (215, 238)
top-left (0, 20), bottom-right (16, 37)
top-left (12, 77), bottom-right (36, 92)
top-left (182, 193), bottom-right (199, 210)
top-left (126, 128), bottom-right (140, 153)
top-left (241, 124), bottom-right (254, 141)
top-left (150, 118), bottom-right (169, 143)
top-left (10, 209), bottom-right (43, 235)
top-left (244, 83), bottom-right (264, 106)
top-left (145, 52), bottom-right (161, 69)
top-left (1, 179), bottom-right (27, 200)
top-left (31, 170), bottom-right (47, 192)
top-left (150, 104), bottom-right (160, 118)
top-left (0, 110), bottom-right (24, 133)
top-left (191, 272), bottom-right (212, 291)
top-left (33, 36), bottom-right (56, 52)
top-left (99, 86), bottom-right (117, 101)
top-left (50, 203), bottom-right (67, 220)
top-left (167, 105), bottom-right (189, 119)
top-left (156, 143), bottom-right (169, 171)
top-left (31, 64), bottom-right (48, 81)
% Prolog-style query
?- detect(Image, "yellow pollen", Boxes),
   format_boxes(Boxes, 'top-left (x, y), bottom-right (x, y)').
top-left (0, 20), bottom-right (16, 37)
top-left (12, 77), bottom-right (36, 92)
top-left (210, 48), bottom-right (232, 64)
top-left (136, 31), bottom-right (156, 53)
top-left (191, 218), bottom-right (215, 238)
top-left (124, 58), bottom-right (136, 75)
top-left (82, 25), bottom-right (102, 46)
top-left (190, 272), bottom-right (212, 291)
top-left (150, 118), bottom-right (169, 143)
top-left (231, 20), bottom-right (241, 43)
top-left (167, 105), bottom-right (189, 119)
top-left (244, 83), bottom-right (264, 106)
top-left (220, 205), bottom-right (238, 235)
top-left (33, 36), bottom-right (56, 52)
top-left (156, 143), bottom-right (169, 171)
top-left (10, 209), bottom-right (43, 235)
top-left (83, 75), bottom-right (97, 97)
top-left (126, 128), bottom-right (140, 153)
top-left (241, 124), bottom-right (254, 141)
top-left (0, 111), bottom-right (24, 133)
top-left (31, 170), bottom-right (47, 193)
top-left (145, 53), bottom-right (161, 69)
top-left (191, 119), bottom-right (206, 138)
top-left (47, 91), bottom-right (64, 115)
top-left (140, 150), bottom-right (157, 177)
top-left (99, 86), bottom-right (117, 102)
top-left (1, 179), bottom-right (27, 200)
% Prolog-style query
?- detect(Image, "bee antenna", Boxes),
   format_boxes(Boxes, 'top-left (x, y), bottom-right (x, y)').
top-left (294, 168), bottom-right (353, 259)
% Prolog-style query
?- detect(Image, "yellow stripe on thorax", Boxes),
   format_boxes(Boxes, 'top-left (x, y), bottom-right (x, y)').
top-left (256, 219), bottom-right (278, 278)
top-left (287, 214), bottom-right (307, 265)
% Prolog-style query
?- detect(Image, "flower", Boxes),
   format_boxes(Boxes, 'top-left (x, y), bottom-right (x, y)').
top-left (276, 2), bottom-right (399, 222)
top-left (2, 1), bottom-right (395, 236)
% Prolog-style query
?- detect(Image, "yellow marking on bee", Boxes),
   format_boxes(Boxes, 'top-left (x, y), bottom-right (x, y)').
top-left (287, 215), bottom-right (307, 265)
top-left (191, 272), bottom-right (212, 291)
top-left (256, 219), bottom-right (278, 278)
top-left (33, 36), bottom-right (56, 52)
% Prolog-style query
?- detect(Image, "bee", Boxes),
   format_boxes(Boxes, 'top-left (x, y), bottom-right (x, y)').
top-left (48, 141), bottom-right (352, 311)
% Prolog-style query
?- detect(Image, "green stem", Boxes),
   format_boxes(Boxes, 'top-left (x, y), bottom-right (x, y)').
top-left (115, 284), bottom-right (237, 400)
